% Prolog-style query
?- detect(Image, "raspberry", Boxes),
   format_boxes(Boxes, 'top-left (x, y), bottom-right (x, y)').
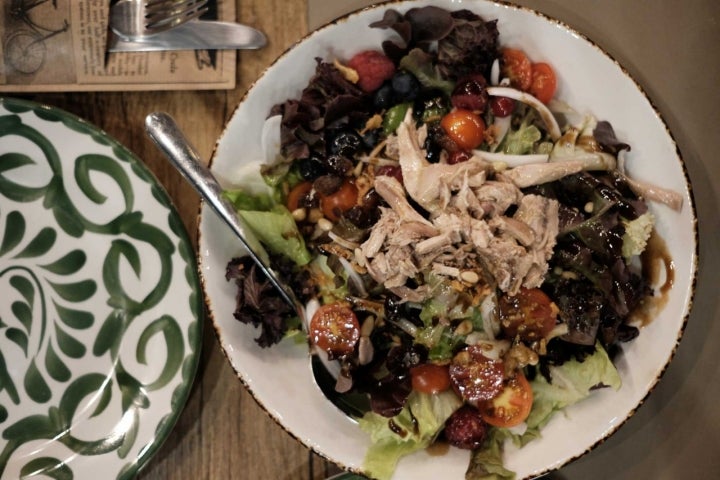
top-left (347, 50), bottom-right (396, 93)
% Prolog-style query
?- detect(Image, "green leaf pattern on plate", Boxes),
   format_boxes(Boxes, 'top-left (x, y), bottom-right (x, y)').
top-left (0, 99), bottom-right (202, 479)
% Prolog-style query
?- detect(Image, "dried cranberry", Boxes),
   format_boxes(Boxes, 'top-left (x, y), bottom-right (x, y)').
top-left (375, 165), bottom-right (403, 183)
top-left (443, 405), bottom-right (488, 450)
top-left (447, 150), bottom-right (472, 164)
top-left (451, 74), bottom-right (489, 113)
top-left (490, 96), bottom-right (516, 118)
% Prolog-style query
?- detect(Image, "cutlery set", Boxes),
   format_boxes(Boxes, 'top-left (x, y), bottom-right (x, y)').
top-left (107, 0), bottom-right (266, 53)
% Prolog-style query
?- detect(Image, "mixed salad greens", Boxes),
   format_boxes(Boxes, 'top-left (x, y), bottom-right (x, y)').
top-left (223, 5), bottom-right (682, 480)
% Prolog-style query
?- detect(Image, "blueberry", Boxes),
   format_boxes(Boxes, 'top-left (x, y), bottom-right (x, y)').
top-left (298, 153), bottom-right (327, 180)
top-left (391, 71), bottom-right (420, 102)
top-left (424, 135), bottom-right (442, 163)
top-left (324, 154), bottom-right (353, 176)
top-left (327, 129), bottom-right (363, 157)
top-left (362, 129), bottom-right (381, 149)
top-left (423, 123), bottom-right (444, 163)
top-left (373, 82), bottom-right (395, 110)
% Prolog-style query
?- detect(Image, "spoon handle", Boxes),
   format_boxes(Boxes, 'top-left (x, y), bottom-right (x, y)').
top-left (144, 112), bottom-right (302, 315)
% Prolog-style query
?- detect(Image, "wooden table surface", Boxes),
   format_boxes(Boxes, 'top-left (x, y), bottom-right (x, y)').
top-left (23, 1), bottom-right (342, 478)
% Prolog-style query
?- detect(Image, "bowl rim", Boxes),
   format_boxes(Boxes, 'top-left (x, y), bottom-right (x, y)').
top-left (199, 0), bottom-right (699, 477)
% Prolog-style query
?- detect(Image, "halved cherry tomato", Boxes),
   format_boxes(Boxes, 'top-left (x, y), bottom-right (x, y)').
top-left (498, 287), bottom-right (558, 342)
top-left (309, 303), bottom-right (360, 356)
top-left (449, 345), bottom-right (505, 404)
top-left (501, 48), bottom-right (532, 91)
top-left (410, 363), bottom-right (452, 394)
top-left (319, 179), bottom-right (358, 222)
top-left (529, 62), bottom-right (557, 104)
top-left (286, 181), bottom-right (313, 212)
top-left (477, 371), bottom-right (533, 428)
top-left (440, 109), bottom-right (486, 150)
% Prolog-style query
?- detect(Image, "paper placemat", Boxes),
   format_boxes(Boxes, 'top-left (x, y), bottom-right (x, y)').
top-left (0, 0), bottom-right (236, 92)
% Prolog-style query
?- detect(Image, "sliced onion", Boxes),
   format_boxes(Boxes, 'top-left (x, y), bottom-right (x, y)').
top-left (337, 256), bottom-right (368, 297)
top-left (489, 115), bottom-right (512, 152)
top-left (473, 149), bottom-right (549, 167)
top-left (480, 294), bottom-right (500, 339)
top-left (490, 58), bottom-right (500, 85)
top-left (260, 114), bottom-right (282, 165)
top-left (304, 298), bottom-right (320, 332)
top-left (327, 231), bottom-right (361, 250)
top-left (487, 86), bottom-right (562, 140)
top-left (507, 422), bottom-right (528, 436)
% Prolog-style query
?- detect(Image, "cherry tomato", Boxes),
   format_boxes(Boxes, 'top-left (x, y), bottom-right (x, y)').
top-left (309, 303), bottom-right (360, 356)
top-left (498, 287), bottom-right (558, 342)
top-left (449, 345), bottom-right (505, 404)
top-left (477, 371), bottom-right (533, 428)
top-left (286, 181), bottom-right (313, 212)
top-left (490, 97), bottom-right (515, 118)
top-left (410, 363), bottom-right (452, 394)
top-left (501, 48), bottom-right (532, 91)
top-left (529, 62), bottom-right (558, 104)
top-left (440, 109), bottom-right (486, 151)
top-left (319, 180), bottom-right (359, 221)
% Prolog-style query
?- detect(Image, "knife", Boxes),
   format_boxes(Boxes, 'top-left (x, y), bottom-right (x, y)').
top-left (107, 20), bottom-right (267, 52)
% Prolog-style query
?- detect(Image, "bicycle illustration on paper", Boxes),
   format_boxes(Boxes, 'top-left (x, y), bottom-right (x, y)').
top-left (4, 0), bottom-right (69, 75)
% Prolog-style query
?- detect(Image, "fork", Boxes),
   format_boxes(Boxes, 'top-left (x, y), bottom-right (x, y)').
top-left (110, 0), bottom-right (209, 40)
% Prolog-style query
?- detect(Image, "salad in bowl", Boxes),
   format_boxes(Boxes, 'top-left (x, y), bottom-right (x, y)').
top-left (200, 2), bottom-right (697, 479)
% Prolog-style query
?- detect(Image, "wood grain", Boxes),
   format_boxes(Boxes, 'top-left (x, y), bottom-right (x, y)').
top-left (22, 1), bottom-right (341, 478)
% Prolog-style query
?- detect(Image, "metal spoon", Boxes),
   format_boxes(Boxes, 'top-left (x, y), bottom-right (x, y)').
top-left (144, 112), bottom-right (366, 418)
top-left (145, 112), bottom-right (301, 315)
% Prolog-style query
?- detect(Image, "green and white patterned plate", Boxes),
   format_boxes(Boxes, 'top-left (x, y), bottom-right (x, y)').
top-left (0, 97), bottom-right (203, 479)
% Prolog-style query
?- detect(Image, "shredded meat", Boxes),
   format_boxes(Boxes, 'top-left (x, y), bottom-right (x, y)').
top-left (355, 114), bottom-right (560, 300)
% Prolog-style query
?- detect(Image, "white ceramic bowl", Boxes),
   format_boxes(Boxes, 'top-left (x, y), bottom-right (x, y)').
top-left (198, 1), bottom-right (698, 478)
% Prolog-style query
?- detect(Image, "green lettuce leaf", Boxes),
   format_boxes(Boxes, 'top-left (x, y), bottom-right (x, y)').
top-left (502, 120), bottom-right (542, 155)
top-left (466, 429), bottom-right (516, 480)
top-left (358, 390), bottom-right (462, 480)
top-left (526, 343), bottom-right (621, 431)
top-left (399, 48), bottom-right (455, 97)
top-left (237, 205), bottom-right (311, 266)
top-left (224, 189), bottom-right (274, 211)
top-left (224, 186), bottom-right (311, 266)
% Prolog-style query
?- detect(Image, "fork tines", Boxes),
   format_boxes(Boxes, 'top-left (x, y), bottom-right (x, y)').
top-left (144, 0), bottom-right (209, 34)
